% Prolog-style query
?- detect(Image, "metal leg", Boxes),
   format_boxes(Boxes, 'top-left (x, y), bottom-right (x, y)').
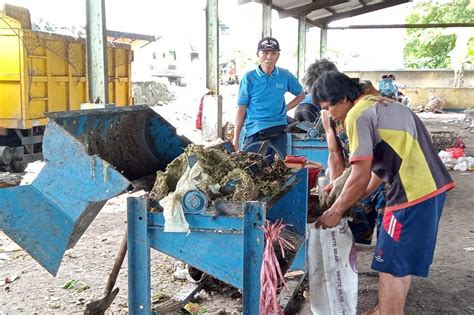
top-left (242, 202), bottom-right (265, 315)
top-left (127, 197), bottom-right (151, 314)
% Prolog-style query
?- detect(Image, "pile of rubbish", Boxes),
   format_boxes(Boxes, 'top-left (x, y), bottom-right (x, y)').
top-left (434, 134), bottom-right (473, 171)
top-left (132, 81), bottom-right (175, 105)
top-left (438, 145), bottom-right (474, 171)
top-left (412, 95), bottom-right (446, 113)
top-left (431, 131), bottom-right (461, 152)
top-left (149, 144), bottom-right (290, 205)
top-left (148, 143), bottom-right (291, 232)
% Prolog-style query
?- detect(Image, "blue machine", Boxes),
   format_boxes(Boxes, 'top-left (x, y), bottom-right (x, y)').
top-left (287, 121), bottom-right (329, 169)
top-left (0, 106), bottom-right (190, 275)
top-left (0, 105), bottom-right (308, 314)
top-left (181, 189), bottom-right (208, 214)
top-left (128, 169), bottom-right (307, 314)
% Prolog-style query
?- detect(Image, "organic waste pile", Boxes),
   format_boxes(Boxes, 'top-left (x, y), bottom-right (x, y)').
top-left (430, 131), bottom-right (460, 152)
top-left (148, 144), bottom-right (291, 205)
top-left (132, 81), bottom-right (175, 105)
top-left (412, 95), bottom-right (446, 113)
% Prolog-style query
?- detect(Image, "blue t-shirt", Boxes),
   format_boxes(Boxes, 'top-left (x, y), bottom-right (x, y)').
top-left (237, 66), bottom-right (303, 137)
top-left (378, 78), bottom-right (397, 96)
top-left (294, 93), bottom-right (321, 122)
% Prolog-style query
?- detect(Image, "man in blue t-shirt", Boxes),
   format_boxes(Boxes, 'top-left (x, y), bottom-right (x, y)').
top-left (233, 37), bottom-right (304, 158)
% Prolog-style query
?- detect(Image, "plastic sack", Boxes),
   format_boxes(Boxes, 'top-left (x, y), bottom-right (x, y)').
top-left (161, 161), bottom-right (211, 233)
top-left (308, 220), bottom-right (358, 315)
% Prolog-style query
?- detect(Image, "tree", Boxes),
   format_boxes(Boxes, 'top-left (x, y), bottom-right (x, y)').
top-left (403, 0), bottom-right (474, 69)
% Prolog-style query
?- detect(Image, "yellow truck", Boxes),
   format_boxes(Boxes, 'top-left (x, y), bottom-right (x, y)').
top-left (0, 5), bottom-right (132, 171)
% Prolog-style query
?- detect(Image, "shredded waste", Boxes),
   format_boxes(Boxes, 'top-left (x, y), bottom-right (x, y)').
top-left (148, 144), bottom-right (291, 207)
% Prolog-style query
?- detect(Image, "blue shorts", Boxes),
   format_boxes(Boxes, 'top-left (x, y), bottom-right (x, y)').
top-left (371, 192), bottom-right (446, 277)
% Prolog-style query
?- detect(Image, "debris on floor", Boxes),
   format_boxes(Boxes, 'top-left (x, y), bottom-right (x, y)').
top-left (0, 172), bottom-right (23, 188)
top-left (132, 81), bottom-right (175, 105)
top-left (438, 150), bottom-right (474, 171)
top-left (430, 131), bottom-right (461, 152)
top-left (412, 95), bottom-right (446, 113)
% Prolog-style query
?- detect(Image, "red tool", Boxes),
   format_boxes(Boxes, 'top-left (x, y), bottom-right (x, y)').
top-left (284, 155), bottom-right (323, 169)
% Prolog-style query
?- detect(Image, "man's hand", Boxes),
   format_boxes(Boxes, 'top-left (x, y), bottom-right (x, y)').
top-left (233, 138), bottom-right (240, 152)
top-left (320, 110), bottom-right (332, 133)
top-left (319, 168), bottom-right (351, 210)
top-left (315, 207), bottom-right (343, 229)
top-left (323, 182), bottom-right (333, 193)
top-left (233, 106), bottom-right (247, 152)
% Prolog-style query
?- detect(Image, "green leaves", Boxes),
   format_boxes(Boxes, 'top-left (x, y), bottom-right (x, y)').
top-left (62, 279), bottom-right (90, 293)
top-left (403, 0), bottom-right (474, 69)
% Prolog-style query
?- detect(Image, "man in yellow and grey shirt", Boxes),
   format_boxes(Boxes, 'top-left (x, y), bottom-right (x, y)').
top-left (313, 70), bottom-right (455, 314)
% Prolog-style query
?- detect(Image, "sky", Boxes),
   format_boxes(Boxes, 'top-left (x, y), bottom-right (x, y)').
top-left (0, 0), bottom-right (427, 71)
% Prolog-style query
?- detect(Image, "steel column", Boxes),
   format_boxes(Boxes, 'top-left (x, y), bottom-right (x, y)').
top-left (86, 0), bottom-right (109, 103)
top-left (242, 202), bottom-right (265, 315)
top-left (297, 14), bottom-right (306, 80)
top-left (319, 26), bottom-right (328, 58)
top-left (262, 0), bottom-right (272, 37)
top-left (206, 0), bottom-right (219, 94)
top-left (127, 197), bottom-right (151, 314)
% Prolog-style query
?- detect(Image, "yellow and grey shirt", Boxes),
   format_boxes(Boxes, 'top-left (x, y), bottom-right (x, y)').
top-left (345, 95), bottom-right (455, 212)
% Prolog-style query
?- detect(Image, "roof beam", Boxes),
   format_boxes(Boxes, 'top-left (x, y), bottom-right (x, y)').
top-left (106, 30), bottom-right (155, 42)
top-left (278, 0), bottom-right (348, 18)
top-left (315, 0), bottom-right (410, 25)
top-left (238, 0), bottom-right (287, 15)
top-left (306, 17), bottom-right (325, 28)
top-left (328, 22), bottom-right (474, 29)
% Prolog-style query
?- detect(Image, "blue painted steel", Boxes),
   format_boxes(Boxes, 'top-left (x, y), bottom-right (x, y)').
top-left (131, 170), bottom-right (307, 314)
top-left (266, 170), bottom-right (307, 236)
top-left (149, 219), bottom-right (245, 288)
top-left (46, 105), bottom-right (191, 180)
top-left (128, 197), bottom-right (151, 314)
top-left (149, 211), bottom-right (244, 232)
top-left (287, 133), bottom-right (329, 169)
top-left (308, 128), bottom-right (319, 138)
top-left (182, 189), bottom-right (208, 214)
top-left (266, 169), bottom-right (308, 271)
top-left (0, 105), bottom-right (191, 275)
top-left (147, 113), bottom-right (191, 168)
top-left (0, 121), bottom-right (130, 275)
top-left (242, 202), bottom-right (265, 315)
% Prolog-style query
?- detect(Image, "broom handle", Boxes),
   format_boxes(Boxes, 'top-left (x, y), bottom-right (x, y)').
top-left (105, 232), bottom-right (128, 295)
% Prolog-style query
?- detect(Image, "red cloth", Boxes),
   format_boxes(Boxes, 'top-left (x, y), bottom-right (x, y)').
top-left (195, 94), bottom-right (205, 130)
top-left (308, 168), bottom-right (321, 189)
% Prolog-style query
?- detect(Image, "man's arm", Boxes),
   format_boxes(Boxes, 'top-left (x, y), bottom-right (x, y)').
top-left (315, 159), bottom-right (372, 228)
top-left (286, 92), bottom-right (305, 111)
top-left (233, 106), bottom-right (247, 151)
top-left (321, 110), bottom-right (345, 180)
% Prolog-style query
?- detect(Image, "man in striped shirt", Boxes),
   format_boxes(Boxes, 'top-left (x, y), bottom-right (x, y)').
top-left (313, 70), bottom-right (455, 314)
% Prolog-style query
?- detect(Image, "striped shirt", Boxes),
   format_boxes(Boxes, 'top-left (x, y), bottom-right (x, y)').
top-left (345, 95), bottom-right (455, 212)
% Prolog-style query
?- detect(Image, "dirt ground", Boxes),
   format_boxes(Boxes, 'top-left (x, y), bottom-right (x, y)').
top-left (0, 103), bottom-right (473, 313)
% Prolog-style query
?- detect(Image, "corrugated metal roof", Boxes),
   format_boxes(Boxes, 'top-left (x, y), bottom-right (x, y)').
top-left (238, 0), bottom-right (411, 27)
